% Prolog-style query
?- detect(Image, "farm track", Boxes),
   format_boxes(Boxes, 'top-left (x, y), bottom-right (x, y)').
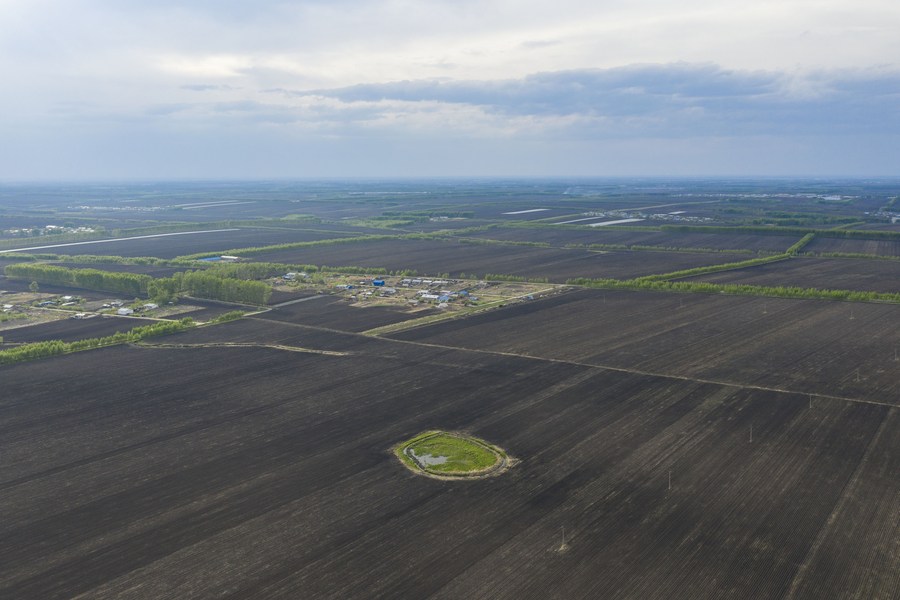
top-left (235, 316), bottom-right (897, 409)
top-left (380, 335), bottom-right (898, 409)
top-left (136, 341), bottom-right (349, 356)
top-left (387, 288), bottom-right (900, 405)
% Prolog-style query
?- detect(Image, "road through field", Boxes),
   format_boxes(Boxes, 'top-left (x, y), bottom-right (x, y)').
top-left (377, 336), bottom-right (898, 409)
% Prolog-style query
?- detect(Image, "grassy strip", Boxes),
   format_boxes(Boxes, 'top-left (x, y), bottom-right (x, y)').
top-left (565, 243), bottom-right (758, 255)
top-left (568, 277), bottom-right (900, 304)
top-left (363, 307), bottom-right (481, 337)
top-left (0, 318), bottom-right (195, 365)
top-left (799, 251), bottom-right (900, 262)
top-left (0, 312), bottom-right (28, 323)
top-left (208, 310), bottom-right (246, 324)
top-left (455, 237), bottom-right (551, 248)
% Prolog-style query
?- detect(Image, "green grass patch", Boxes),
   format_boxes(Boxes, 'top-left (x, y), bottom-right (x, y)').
top-left (394, 431), bottom-right (507, 477)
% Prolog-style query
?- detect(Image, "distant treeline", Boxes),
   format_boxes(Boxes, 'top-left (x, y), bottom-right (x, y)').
top-left (568, 277), bottom-right (900, 304)
top-left (565, 243), bottom-right (757, 255)
top-left (0, 319), bottom-right (194, 365)
top-left (483, 273), bottom-right (549, 283)
top-left (6, 263), bottom-right (151, 295)
top-left (661, 224), bottom-right (900, 241)
top-left (6, 262), bottom-right (272, 305)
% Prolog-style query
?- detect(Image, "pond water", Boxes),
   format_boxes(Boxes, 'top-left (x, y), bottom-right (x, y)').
top-left (409, 449), bottom-right (448, 466)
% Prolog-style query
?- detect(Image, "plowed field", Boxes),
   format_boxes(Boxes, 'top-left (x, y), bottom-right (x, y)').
top-left (390, 288), bottom-right (900, 405)
top-left (686, 256), bottom-right (900, 293)
top-left (1, 334), bottom-right (896, 599)
top-left (243, 239), bottom-right (741, 282)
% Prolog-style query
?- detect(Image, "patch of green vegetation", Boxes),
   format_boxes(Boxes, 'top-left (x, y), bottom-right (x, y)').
top-left (209, 310), bottom-right (246, 324)
top-left (0, 318), bottom-right (195, 365)
top-left (0, 312), bottom-right (27, 323)
top-left (395, 431), bottom-right (507, 477)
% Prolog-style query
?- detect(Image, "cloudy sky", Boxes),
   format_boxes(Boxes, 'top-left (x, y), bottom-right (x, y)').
top-left (1, 0), bottom-right (898, 179)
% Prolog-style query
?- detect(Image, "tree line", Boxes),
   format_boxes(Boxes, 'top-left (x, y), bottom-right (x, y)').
top-left (568, 277), bottom-right (900, 304)
top-left (0, 319), bottom-right (195, 365)
top-left (6, 263), bottom-right (151, 295)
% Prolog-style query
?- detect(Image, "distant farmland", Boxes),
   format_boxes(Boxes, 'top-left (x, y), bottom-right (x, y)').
top-left (1, 228), bottom-right (356, 258)
top-left (3, 179), bottom-right (900, 599)
top-left (242, 238), bottom-right (744, 282)
top-left (461, 227), bottom-right (801, 252)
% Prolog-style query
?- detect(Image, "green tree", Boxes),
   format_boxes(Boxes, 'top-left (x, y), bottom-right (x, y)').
top-left (29, 281), bottom-right (39, 293)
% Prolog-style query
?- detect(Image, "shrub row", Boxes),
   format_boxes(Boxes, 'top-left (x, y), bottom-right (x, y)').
top-left (0, 318), bottom-right (195, 365)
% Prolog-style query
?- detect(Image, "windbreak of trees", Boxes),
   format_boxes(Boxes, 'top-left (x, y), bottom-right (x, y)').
top-left (5, 263), bottom-right (151, 296)
top-left (0, 318), bottom-right (195, 365)
top-left (568, 277), bottom-right (900, 303)
top-left (149, 271), bottom-right (272, 305)
top-left (661, 224), bottom-right (900, 241)
top-left (566, 243), bottom-right (758, 255)
top-left (635, 255), bottom-right (791, 283)
top-left (786, 233), bottom-right (816, 255)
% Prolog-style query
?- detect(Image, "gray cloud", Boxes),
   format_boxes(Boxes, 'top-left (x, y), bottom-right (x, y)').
top-left (181, 84), bottom-right (241, 92)
top-left (286, 64), bottom-right (900, 137)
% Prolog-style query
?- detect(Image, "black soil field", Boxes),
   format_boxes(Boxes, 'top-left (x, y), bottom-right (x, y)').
top-left (390, 288), bottom-right (900, 405)
top-left (804, 236), bottom-right (900, 257)
top-left (244, 239), bottom-right (743, 282)
top-left (1, 339), bottom-right (896, 599)
top-left (166, 317), bottom-right (385, 353)
top-left (0, 228), bottom-right (355, 259)
top-left (258, 295), bottom-right (439, 332)
top-left (685, 256), bottom-right (900, 293)
top-left (267, 288), bottom-right (322, 305)
top-left (463, 227), bottom-right (800, 252)
top-left (0, 315), bottom-right (143, 343)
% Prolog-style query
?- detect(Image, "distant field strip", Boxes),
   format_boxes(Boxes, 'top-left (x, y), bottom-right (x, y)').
top-left (555, 216), bottom-right (617, 225)
top-left (502, 209), bottom-right (550, 215)
top-left (180, 202), bottom-right (257, 210)
top-left (138, 342), bottom-right (349, 356)
top-left (0, 229), bottom-right (241, 254)
top-left (588, 218), bottom-right (645, 227)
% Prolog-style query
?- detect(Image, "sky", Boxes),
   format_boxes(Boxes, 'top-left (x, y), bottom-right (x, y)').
top-left (1, 0), bottom-right (898, 179)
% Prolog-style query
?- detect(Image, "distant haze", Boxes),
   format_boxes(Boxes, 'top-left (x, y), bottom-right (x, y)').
top-left (1, 1), bottom-right (898, 179)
